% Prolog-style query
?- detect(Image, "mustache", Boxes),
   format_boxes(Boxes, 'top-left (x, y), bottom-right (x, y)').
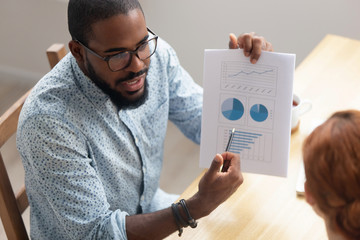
top-left (115, 68), bottom-right (149, 86)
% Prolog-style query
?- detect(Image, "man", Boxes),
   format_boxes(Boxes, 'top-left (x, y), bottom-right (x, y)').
top-left (17, 0), bottom-right (273, 239)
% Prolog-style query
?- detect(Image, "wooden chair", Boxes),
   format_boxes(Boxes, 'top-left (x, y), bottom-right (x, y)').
top-left (0, 43), bottom-right (66, 240)
top-left (47, 43), bottom-right (67, 69)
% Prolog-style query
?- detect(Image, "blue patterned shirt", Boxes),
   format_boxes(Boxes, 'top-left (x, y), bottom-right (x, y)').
top-left (17, 38), bottom-right (203, 239)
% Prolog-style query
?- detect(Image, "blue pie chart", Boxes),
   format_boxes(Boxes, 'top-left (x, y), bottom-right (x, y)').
top-left (250, 104), bottom-right (268, 122)
top-left (221, 98), bottom-right (244, 121)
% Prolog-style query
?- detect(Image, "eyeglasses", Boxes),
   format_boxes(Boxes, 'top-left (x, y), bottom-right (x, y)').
top-left (76, 28), bottom-right (158, 72)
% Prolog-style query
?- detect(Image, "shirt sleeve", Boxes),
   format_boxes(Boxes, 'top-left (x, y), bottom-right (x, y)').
top-left (17, 114), bottom-right (129, 240)
top-left (164, 43), bottom-right (203, 144)
top-left (148, 188), bottom-right (179, 213)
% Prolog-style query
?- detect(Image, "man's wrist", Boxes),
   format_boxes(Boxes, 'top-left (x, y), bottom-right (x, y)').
top-left (186, 193), bottom-right (213, 220)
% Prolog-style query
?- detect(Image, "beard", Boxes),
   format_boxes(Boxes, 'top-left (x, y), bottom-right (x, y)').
top-left (85, 58), bottom-right (149, 110)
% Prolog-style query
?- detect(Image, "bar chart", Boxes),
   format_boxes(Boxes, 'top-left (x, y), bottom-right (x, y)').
top-left (218, 127), bottom-right (272, 162)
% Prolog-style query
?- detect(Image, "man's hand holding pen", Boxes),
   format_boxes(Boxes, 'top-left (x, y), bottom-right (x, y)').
top-left (186, 152), bottom-right (243, 219)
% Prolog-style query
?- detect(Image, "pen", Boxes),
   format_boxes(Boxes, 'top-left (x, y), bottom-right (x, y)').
top-left (221, 128), bottom-right (235, 172)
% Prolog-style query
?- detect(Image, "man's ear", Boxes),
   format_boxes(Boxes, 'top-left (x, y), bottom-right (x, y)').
top-left (69, 40), bottom-right (84, 62)
top-left (304, 181), bottom-right (316, 206)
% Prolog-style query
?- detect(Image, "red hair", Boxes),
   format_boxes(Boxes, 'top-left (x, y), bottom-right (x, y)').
top-left (303, 110), bottom-right (360, 240)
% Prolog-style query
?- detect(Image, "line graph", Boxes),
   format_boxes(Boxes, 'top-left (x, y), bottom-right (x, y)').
top-left (228, 69), bottom-right (274, 78)
top-left (221, 61), bottom-right (278, 97)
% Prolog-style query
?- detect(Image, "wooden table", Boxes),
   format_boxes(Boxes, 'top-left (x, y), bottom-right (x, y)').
top-left (166, 34), bottom-right (360, 240)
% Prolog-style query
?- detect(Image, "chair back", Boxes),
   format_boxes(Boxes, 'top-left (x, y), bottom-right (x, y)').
top-left (47, 43), bottom-right (67, 69)
top-left (0, 43), bottom-right (66, 240)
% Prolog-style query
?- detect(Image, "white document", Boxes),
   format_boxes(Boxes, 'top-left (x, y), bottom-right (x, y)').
top-left (199, 50), bottom-right (295, 177)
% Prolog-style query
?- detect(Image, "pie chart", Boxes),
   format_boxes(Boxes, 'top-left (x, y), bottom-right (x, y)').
top-left (221, 98), bottom-right (244, 121)
top-left (250, 104), bottom-right (268, 122)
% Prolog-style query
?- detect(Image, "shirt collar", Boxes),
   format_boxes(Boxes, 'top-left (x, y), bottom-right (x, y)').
top-left (70, 54), bottom-right (111, 107)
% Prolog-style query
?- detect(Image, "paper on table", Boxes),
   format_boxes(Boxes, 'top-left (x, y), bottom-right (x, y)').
top-left (199, 50), bottom-right (295, 177)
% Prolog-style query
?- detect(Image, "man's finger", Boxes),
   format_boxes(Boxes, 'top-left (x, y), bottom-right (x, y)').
top-left (265, 41), bottom-right (273, 52)
top-left (239, 33), bottom-right (254, 57)
top-left (249, 37), bottom-right (264, 64)
top-left (221, 152), bottom-right (241, 172)
top-left (229, 33), bottom-right (239, 49)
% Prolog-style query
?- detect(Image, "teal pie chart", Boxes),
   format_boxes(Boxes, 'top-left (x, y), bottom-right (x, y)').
top-left (221, 98), bottom-right (244, 121)
top-left (250, 104), bottom-right (268, 122)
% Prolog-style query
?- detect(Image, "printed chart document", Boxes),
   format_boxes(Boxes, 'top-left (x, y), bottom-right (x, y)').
top-left (200, 50), bottom-right (295, 177)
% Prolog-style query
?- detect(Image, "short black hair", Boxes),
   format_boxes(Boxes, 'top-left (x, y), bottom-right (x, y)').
top-left (68, 0), bottom-right (143, 45)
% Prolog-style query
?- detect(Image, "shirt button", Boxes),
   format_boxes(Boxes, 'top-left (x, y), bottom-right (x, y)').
top-left (143, 167), bottom-right (147, 174)
top-left (141, 195), bottom-right (145, 201)
top-left (135, 137), bottom-right (139, 145)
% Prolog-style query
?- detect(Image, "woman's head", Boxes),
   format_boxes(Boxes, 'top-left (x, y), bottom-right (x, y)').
top-left (303, 110), bottom-right (360, 239)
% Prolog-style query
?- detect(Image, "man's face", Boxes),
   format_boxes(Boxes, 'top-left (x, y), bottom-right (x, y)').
top-left (80, 9), bottom-right (150, 108)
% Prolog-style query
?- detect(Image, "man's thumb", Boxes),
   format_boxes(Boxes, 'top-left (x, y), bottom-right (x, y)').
top-left (229, 33), bottom-right (238, 49)
top-left (208, 154), bottom-right (223, 174)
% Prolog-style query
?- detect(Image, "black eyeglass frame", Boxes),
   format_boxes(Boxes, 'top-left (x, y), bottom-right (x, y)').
top-left (75, 27), bottom-right (158, 72)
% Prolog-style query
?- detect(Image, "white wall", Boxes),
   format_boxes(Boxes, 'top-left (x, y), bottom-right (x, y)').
top-left (1, 0), bottom-right (359, 86)
top-left (0, 0), bottom-right (69, 85)
top-left (139, 0), bottom-right (360, 85)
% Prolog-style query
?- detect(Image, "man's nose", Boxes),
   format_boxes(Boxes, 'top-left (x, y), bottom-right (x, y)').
top-left (124, 53), bottom-right (144, 73)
